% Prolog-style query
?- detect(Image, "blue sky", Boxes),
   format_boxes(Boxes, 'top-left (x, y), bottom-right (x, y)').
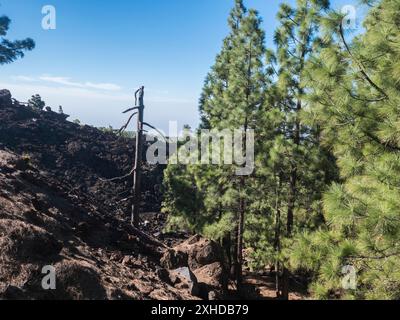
top-left (0, 0), bottom-right (365, 132)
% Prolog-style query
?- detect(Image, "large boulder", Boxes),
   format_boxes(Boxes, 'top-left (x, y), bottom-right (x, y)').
top-left (193, 262), bottom-right (227, 289)
top-left (162, 235), bottom-right (228, 299)
top-left (160, 249), bottom-right (188, 269)
top-left (193, 262), bottom-right (227, 300)
top-left (174, 235), bottom-right (225, 270)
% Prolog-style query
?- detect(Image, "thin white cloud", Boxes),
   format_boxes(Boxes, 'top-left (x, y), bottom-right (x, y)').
top-left (85, 82), bottom-right (121, 91)
top-left (9, 76), bottom-right (194, 103)
top-left (13, 75), bottom-right (122, 91)
top-left (39, 76), bottom-right (82, 87)
top-left (11, 75), bottom-right (37, 82)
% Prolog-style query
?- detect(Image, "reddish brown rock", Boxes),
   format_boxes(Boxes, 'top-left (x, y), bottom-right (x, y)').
top-left (174, 235), bottom-right (224, 270)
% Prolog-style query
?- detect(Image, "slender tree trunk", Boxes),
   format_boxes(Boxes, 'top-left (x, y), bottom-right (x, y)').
top-left (236, 107), bottom-right (249, 289)
top-left (236, 175), bottom-right (245, 289)
top-left (132, 87), bottom-right (145, 227)
top-left (274, 173), bottom-right (282, 297)
top-left (287, 99), bottom-right (301, 235)
top-left (282, 99), bottom-right (302, 300)
top-left (222, 233), bottom-right (232, 276)
top-left (286, 170), bottom-right (297, 235)
top-left (282, 171), bottom-right (296, 299)
top-left (231, 227), bottom-right (239, 280)
top-left (281, 268), bottom-right (290, 300)
top-left (236, 41), bottom-right (253, 291)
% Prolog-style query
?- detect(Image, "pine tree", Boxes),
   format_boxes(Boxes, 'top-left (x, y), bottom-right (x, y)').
top-left (264, 0), bottom-right (333, 299)
top-left (163, 0), bottom-right (269, 289)
top-left (289, 0), bottom-right (400, 299)
top-left (28, 94), bottom-right (46, 110)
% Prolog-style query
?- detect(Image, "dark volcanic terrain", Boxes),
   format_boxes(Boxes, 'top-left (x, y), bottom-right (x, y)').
top-left (0, 90), bottom-right (227, 300)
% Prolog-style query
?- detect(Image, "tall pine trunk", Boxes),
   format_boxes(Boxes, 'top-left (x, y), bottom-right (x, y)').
top-left (287, 97), bottom-right (302, 234)
top-left (236, 40), bottom-right (253, 290)
top-left (231, 226), bottom-right (239, 281)
top-left (274, 173), bottom-right (282, 297)
top-left (236, 175), bottom-right (246, 289)
top-left (222, 233), bottom-right (232, 276)
top-left (282, 99), bottom-right (301, 300)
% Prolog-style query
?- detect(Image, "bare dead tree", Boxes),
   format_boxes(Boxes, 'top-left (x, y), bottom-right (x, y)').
top-left (131, 86), bottom-right (145, 227)
top-left (116, 86), bottom-right (167, 228)
top-left (97, 88), bottom-right (173, 251)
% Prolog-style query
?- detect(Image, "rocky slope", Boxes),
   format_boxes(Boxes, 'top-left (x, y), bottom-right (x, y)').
top-left (0, 91), bottom-right (163, 216)
top-left (0, 89), bottom-right (226, 300)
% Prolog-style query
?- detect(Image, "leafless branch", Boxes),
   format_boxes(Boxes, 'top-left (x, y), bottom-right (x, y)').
top-left (143, 122), bottom-right (168, 142)
top-left (123, 107), bottom-right (139, 114)
top-left (99, 167), bottom-right (136, 183)
top-left (116, 196), bottom-right (133, 205)
top-left (117, 112), bottom-right (138, 134)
